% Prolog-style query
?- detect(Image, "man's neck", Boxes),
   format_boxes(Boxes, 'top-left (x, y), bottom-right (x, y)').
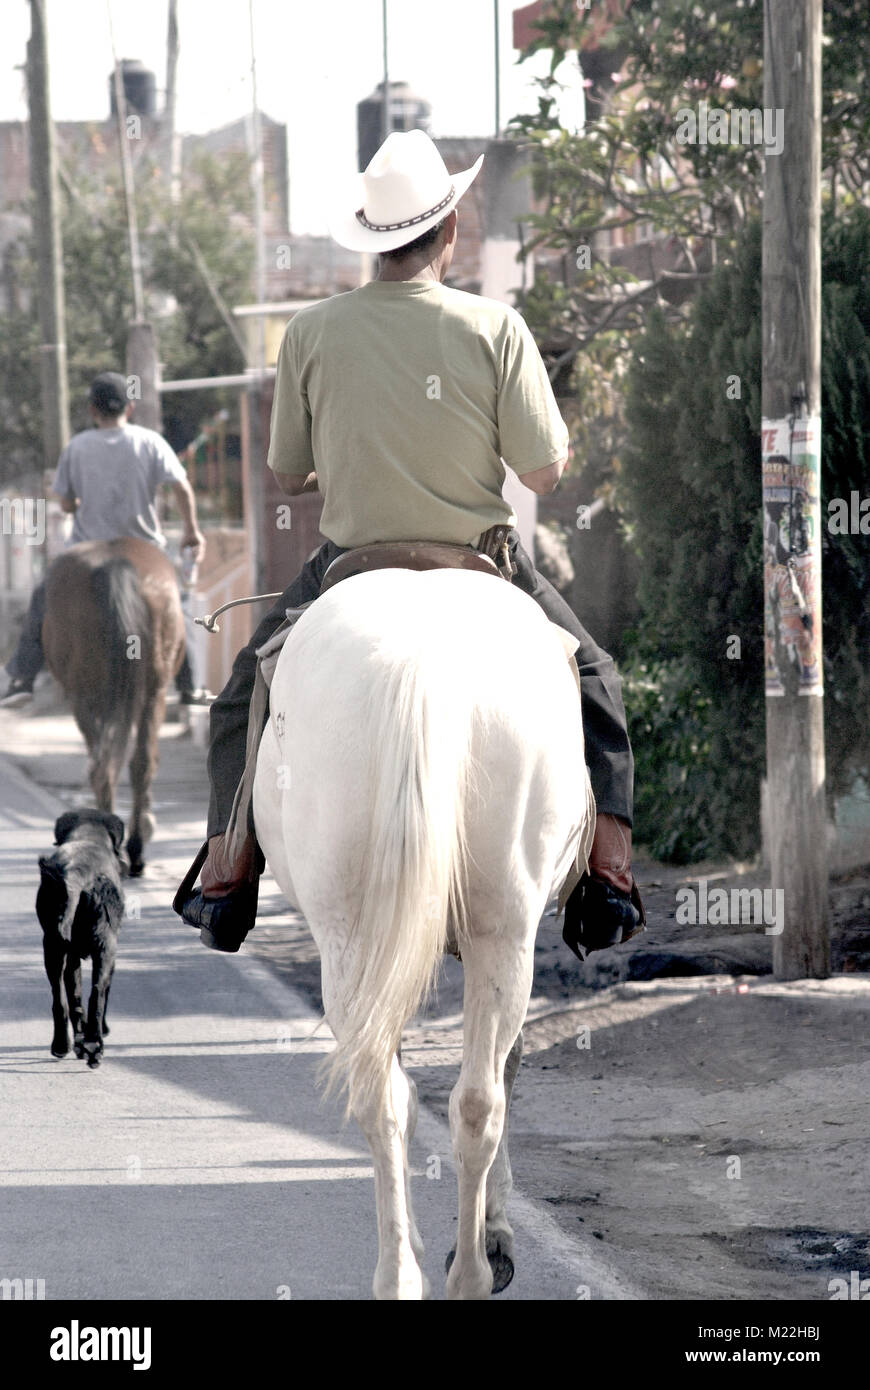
top-left (375, 259), bottom-right (442, 284)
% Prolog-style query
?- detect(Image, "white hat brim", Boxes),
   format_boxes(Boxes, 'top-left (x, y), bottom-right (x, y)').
top-left (328, 154), bottom-right (484, 253)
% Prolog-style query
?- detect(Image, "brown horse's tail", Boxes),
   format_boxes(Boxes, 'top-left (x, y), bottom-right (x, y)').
top-left (89, 555), bottom-right (150, 777)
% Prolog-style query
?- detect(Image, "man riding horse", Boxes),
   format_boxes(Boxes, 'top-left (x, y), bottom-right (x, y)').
top-left (1, 372), bottom-right (210, 709)
top-left (177, 130), bottom-right (644, 960)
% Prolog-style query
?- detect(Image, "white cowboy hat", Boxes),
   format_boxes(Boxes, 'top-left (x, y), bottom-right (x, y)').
top-left (328, 129), bottom-right (484, 254)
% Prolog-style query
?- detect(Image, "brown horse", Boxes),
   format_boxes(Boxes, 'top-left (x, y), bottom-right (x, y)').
top-left (42, 538), bottom-right (186, 875)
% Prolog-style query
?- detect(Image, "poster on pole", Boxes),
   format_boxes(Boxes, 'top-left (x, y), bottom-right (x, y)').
top-left (761, 415), bottom-right (823, 697)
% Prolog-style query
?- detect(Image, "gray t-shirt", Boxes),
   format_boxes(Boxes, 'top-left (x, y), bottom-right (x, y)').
top-left (53, 423), bottom-right (188, 546)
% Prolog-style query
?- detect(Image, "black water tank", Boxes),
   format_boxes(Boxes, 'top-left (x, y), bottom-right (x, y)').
top-left (109, 60), bottom-right (157, 119)
top-left (357, 81), bottom-right (432, 171)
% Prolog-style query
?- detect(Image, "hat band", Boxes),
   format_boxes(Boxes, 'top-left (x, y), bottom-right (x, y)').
top-left (355, 183), bottom-right (456, 233)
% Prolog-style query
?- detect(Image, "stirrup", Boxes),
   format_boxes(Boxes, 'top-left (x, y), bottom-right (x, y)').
top-left (562, 874), bottom-right (646, 962)
top-left (172, 841), bottom-right (259, 953)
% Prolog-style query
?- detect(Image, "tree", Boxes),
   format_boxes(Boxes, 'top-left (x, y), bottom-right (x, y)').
top-left (620, 211), bottom-right (870, 861)
top-left (0, 150), bottom-right (254, 490)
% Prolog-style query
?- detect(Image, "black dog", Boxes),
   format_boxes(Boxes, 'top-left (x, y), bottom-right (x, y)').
top-left (36, 810), bottom-right (126, 1068)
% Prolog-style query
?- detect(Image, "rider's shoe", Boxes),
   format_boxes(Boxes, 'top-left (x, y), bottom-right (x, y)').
top-left (179, 687), bottom-right (215, 706)
top-left (172, 833), bottom-right (262, 952)
top-left (562, 813), bottom-right (646, 961)
top-left (0, 675), bottom-right (34, 709)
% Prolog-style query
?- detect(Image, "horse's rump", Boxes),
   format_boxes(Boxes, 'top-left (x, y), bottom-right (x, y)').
top-left (254, 568), bottom-right (588, 1113)
top-left (42, 539), bottom-right (185, 861)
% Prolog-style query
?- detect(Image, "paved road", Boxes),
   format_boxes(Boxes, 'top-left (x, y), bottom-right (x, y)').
top-left (0, 731), bottom-right (636, 1301)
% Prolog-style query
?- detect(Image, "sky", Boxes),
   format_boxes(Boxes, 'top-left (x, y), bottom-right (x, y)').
top-left (1, 0), bottom-right (583, 234)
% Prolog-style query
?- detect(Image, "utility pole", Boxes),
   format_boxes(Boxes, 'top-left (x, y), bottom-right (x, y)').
top-left (494, 0), bottom-right (501, 137)
top-left (164, 0), bottom-right (182, 208)
top-left (246, 0), bottom-right (268, 592)
top-left (761, 0), bottom-right (828, 979)
top-left (107, 2), bottom-right (161, 432)
top-left (381, 0), bottom-right (390, 144)
top-left (26, 0), bottom-right (69, 485)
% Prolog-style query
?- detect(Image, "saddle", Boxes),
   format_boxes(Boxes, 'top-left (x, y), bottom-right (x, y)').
top-left (190, 526), bottom-right (591, 917)
top-left (320, 528), bottom-right (514, 591)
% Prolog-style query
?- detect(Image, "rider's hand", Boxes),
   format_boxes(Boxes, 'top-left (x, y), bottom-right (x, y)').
top-left (182, 529), bottom-right (206, 562)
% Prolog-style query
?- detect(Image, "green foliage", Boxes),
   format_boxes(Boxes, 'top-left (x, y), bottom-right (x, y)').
top-left (620, 211), bottom-right (870, 861)
top-left (0, 149), bottom-right (254, 486)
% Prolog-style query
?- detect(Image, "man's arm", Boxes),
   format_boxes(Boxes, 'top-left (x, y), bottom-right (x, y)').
top-left (518, 454), bottom-right (568, 496)
top-left (169, 477), bottom-right (206, 559)
top-left (273, 471), bottom-right (319, 497)
top-left (56, 492), bottom-right (78, 514)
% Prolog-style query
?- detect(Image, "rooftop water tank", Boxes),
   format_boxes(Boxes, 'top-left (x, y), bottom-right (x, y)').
top-left (357, 81), bottom-right (432, 171)
top-left (109, 60), bottom-right (157, 119)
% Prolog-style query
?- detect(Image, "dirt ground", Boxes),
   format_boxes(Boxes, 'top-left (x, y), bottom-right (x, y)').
top-left (250, 855), bottom-right (870, 1301)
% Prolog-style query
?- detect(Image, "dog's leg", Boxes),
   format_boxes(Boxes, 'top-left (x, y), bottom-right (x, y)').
top-left (102, 968), bottom-right (113, 1036)
top-left (43, 937), bottom-right (69, 1058)
top-left (84, 943), bottom-right (114, 1067)
top-left (64, 953), bottom-right (85, 1059)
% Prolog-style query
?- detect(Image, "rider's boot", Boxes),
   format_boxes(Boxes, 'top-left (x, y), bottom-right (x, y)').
top-left (0, 673), bottom-right (34, 708)
top-left (173, 832), bottom-right (262, 952)
top-left (562, 813), bottom-right (646, 961)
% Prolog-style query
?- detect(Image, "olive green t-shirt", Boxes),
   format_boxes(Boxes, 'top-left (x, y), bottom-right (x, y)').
top-left (266, 278), bottom-right (569, 548)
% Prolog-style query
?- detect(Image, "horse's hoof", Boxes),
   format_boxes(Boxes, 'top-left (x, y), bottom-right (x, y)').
top-left (444, 1246), bottom-right (514, 1294)
top-left (73, 1041), bottom-right (85, 1060)
top-left (489, 1249), bottom-right (514, 1294)
top-left (102, 1022), bottom-right (110, 1036)
top-left (86, 1054), bottom-right (101, 1069)
top-left (51, 1044), bottom-right (69, 1059)
top-left (127, 861), bottom-right (145, 878)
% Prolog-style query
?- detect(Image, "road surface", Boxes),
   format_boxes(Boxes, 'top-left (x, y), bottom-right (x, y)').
top-left (0, 723), bottom-right (635, 1301)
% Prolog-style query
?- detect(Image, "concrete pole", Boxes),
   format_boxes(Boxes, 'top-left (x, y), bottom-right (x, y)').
top-left (761, 0), bottom-right (828, 978)
top-left (26, 0), bottom-right (70, 479)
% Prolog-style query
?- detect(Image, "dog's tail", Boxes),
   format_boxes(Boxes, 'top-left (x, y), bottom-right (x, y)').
top-left (37, 855), bottom-right (84, 942)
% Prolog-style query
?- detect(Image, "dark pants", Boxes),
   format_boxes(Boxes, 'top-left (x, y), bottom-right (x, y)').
top-left (7, 581), bottom-right (47, 686)
top-left (8, 579), bottom-right (197, 695)
top-left (206, 532), bottom-right (634, 839)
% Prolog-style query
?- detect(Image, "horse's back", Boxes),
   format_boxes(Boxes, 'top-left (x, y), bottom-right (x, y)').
top-left (44, 538), bottom-right (184, 683)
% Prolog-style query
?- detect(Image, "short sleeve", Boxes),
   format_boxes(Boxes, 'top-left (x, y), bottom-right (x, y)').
top-left (497, 310), bottom-right (569, 475)
top-left (267, 322), bottom-right (315, 477)
top-left (53, 444), bottom-right (73, 497)
top-left (149, 434), bottom-right (187, 488)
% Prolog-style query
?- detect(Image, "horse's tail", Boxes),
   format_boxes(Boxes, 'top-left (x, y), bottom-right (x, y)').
top-left (322, 647), bottom-right (472, 1118)
top-left (89, 555), bottom-right (149, 769)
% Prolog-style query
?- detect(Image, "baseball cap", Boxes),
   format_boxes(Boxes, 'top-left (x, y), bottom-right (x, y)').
top-left (89, 372), bottom-right (128, 415)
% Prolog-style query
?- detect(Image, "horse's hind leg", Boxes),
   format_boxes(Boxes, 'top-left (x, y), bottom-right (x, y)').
top-left (397, 1047), bottom-right (426, 1271)
top-left (321, 957), bottom-right (427, 1300)
top-left (447, 933), bottom-right (535, 1301)
top-left (484, 1029), bottom-right (523, 1289)
top-left (126, 686), bottom-right (165, 875)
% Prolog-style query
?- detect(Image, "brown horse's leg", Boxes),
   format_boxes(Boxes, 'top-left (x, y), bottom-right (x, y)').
top-left (126, 683), bottom-right (166, 875)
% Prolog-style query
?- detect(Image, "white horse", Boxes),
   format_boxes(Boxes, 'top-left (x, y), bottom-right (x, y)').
top-left (252, 566), bottom-right (592, 1300)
